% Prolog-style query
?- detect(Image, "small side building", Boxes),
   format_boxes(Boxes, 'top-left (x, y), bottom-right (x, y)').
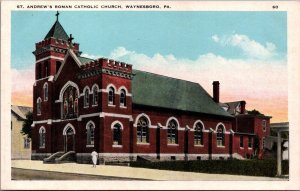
top-left (11, 105), bottom-right (32, 159)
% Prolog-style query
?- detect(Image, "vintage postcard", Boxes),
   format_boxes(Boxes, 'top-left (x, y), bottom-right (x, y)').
top-left (1, 0), bottom-right (300, 190)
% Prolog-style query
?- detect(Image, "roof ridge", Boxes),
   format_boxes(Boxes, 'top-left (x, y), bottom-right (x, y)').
top-left (133, 69), bottom-right (199, 85)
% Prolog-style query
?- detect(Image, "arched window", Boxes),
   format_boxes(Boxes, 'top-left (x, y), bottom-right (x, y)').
top-left (113, 123), bottom-right (122, 145)
top-left (86, 122), bottom-right (95, 146)
top-left (37, 97), bottom-right (41, 115)
top-left (56, 61), bottom-right (62, 74)
top-left (137, 116), bottom-right (149, 143)
top-left (84, 89), bottom-right (89, 107)
top-left (62, 86), bottom-right (78, 119)
top-left (108, 87), bottom-right (115, 105)
top-left (43, 83), bottom-right (48, 101)
top-left (92, 86), bottom-right (98, 106)
top-left (120, 89), bottom-right (126, 106)
top-left (167, 119), bottom-right (178, 144)
top-left (194, 122), bottom-right (204, 145)
top-left (216, 125), bottom-right (225, 146)
top-left (39, 127), bottom-right (46, 148)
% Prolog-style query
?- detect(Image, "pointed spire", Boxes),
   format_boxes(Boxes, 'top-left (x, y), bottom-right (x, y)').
top-left (44, 11), bottom-right (69, 41)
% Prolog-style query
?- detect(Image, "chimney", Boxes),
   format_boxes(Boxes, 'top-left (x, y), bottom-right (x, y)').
top-left (212, 81), bottom-right (220, 103)
top-left (240, 101), bottom-right (246, 114)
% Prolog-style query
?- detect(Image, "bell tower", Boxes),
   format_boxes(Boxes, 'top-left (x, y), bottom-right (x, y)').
top-left (33, 11), bottom-right (81, 80)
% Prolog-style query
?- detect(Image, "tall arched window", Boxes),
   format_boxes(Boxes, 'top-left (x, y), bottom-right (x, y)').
top-left (92, 86), bottom-right (98, 106)
top-left (137, 116), bottom-right (149, 143)
top-left (113, 123), bottom-right (122, 145)
top-left (43, 83), bottom-right (48, 101)
top-left (216, 125), bottom-right (225, 146)
top-left (167, 119), bottom-right (178, 144)
top-left (62, 86), bottom-right (78, 119)
top-left (84, 89), bottom-right (89, 107)
top-left (39, 127), bottom-right (46, 148)
top-left (194, 122), bottom-right (204, 145)
top-left (108, 87), bottom-right (115, 105)
top-left (120, 89), bottom-right (126, 106)
top-left (37, 97), bottom-right (42, 115)
top-left (86, 122), bottom-right (95, 146)
top-left (45, 61), bottom-right (50, 77)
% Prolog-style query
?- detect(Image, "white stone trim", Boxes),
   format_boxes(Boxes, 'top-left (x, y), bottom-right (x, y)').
top-left (134, 113), bottom-right (152, 127)
top-left (167, 144), bottom-right (179, 146)
top-left (111, 120), bottom-right (124, 130)
top-left (106, 83), bottom-right (117, 92)
top-left (48, 76), bottom-right (54, 82)
top-left (86, 120), bottom-right (95, 129)
top-left (91, 83), bottom-right (99, 92)
top-left (137, 142), bottom-right (150, 145)
top-left (58, 81), bottom-right (80, 102)
top-left (62, 123), bottom-right (76, 135)
top-left (39, 126), bottom-right (46, 133)
top-left (36, 56), bottom-right (64, 64)
top-left (86, 145), bottom-right (94, 148)
top-left (100, 112), bottom-right (133, 121)
top-left (112, 145), bottom-right (123, 148)
top-left (55, 49), bottom-right (81, 81)
top-left (83, 86), bottom-right (91, 94)
top-left (78, 113), bottom-right (100, 121)
top-left (215, 122), bottom-right (226, 132)
top-left (193, 120), bottom-right (205, 130)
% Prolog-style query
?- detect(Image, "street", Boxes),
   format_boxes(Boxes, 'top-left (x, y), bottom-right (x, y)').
top-left (12, 168), bottom-right (148, 180)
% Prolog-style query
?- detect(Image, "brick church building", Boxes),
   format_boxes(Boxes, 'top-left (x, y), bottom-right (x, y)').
top-left (31, 13), bottom-right (270, 163)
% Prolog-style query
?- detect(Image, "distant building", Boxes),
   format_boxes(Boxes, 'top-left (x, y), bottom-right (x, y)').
top-left (221, 101), bottom-right (272, 159)
top-left (11, 105), bottom-right (32, 159)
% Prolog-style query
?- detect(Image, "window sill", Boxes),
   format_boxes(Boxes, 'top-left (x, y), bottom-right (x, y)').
top-left (240, 147), bottom-right (244, 149)
top-left (137, 142), bottom-right (150, 145)
top-left (39, 146), bottom-right (45, 149)
top-left (86, 145), bottom-right (94, 148)
top-left (108, 104), bottom-right (116, 107)
top-left (120, 105), bottom-right (127, 109)
top-left (112, 145), bottom-right (122, 148)
top-left (167, 144), bottom-right (179, 146)
top-left (248, 147), bottom-right (253, 150)
top-left (83, 106), bottom-right (89, 109)
top-left (92, 104), bottom-right (98, 107)
top-left (217, 146), bottom-right (225, 148)
top-left (194, 144), bottom-right (204, 147)
top-left (37, 114), bottom-right (41, 116)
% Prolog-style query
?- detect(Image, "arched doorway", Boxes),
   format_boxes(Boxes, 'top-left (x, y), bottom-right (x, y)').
top-left (63, 124), bottom-right (75, 152)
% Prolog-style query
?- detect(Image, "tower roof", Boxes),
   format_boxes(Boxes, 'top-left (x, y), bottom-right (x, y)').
top-left (44, 20), bottom-right (69, 41)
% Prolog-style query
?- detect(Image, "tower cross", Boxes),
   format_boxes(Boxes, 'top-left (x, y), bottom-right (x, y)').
top-left (68, 34), bottom-right (74, 44)
top-left (55, 11), bottom-right (59, 21)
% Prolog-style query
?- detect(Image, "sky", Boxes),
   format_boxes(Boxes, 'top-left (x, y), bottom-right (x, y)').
top-left (11, 11), bottom-right (288, 122)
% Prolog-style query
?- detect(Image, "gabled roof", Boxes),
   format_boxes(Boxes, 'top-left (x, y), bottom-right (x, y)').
top-left (44, 20), bottom-right (69, 41)
top-left (220, 101), bottom-right (242, 115)
top-left (132, 70), bottom-right (232, 117)
top-left (11, 105), bottom-right (32, 120)
top-left (78, 56), bottom-right (94, 65)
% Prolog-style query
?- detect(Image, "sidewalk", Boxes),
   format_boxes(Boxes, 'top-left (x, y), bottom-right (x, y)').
top-left (12, 160), bottom-right (286, 181)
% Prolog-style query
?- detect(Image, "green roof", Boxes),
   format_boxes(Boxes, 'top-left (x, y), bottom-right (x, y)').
top-left (78, 56), bottom-right (94, 64)
top-left (132, 70), bottom-right (232, 117)
top-left (44, 21), bottom-right (69, 41)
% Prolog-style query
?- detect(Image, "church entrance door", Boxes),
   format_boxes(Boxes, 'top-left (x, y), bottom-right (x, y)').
top-left (64, 126), bottom-right (75, 152)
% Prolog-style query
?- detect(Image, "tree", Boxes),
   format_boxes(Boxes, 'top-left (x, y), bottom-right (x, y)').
top-left (21, 111), bottom-right (33, 139)
top-left (248, 109), bottom-right (264, 116)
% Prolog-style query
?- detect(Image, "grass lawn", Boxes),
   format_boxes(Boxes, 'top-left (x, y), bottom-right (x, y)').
top-left (130, 159), bottom-right (289, 177)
